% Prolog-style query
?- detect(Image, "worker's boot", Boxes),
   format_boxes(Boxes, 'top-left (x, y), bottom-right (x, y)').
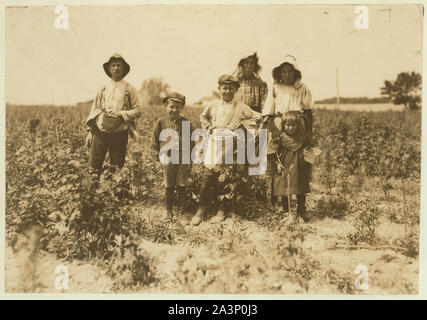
top-left (297, 194), bottom-right (312, 222)
top-left (163, 187), bottom-right (174, 221)
top-left (190, 206), bottom-right (205, 226)
top-left (282, 196), bottom-right (289, 213)
top-left (211, 204), bottom-right (227, 223)
top-left (176, 186), bottom-right (186, 213)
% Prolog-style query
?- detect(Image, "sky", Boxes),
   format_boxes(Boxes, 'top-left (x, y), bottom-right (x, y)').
top-left (5, 4), bottom-right (423, 105)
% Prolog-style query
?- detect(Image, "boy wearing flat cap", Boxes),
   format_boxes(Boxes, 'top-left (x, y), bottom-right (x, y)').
top-left (190, 75), bottom-right (261, 226)
top-left (152, 92), bottom-right (195, 220)
top-left (86, 53), bottom-right (142, 179)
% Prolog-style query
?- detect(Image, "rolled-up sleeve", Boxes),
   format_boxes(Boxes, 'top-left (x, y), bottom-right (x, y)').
top-left (301, 85), bottom-right (313, 109)
top-left (261, 85), bottom-right (276, 116)
top-left (86, 88), bottom-right (104, 129)
top-left (121, 84), bottom-right (143, 122)
top-left (242, 104), bottom-right (261, 121)
top-left (200, 105), bottom-right (213, 131)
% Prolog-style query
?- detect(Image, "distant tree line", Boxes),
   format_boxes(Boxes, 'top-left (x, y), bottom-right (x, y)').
top-left (316, 72), bottom-right (421, 110)
top-left (315, 96), bottom-right (391, 104)
top-left (77, 71), bottom-right (422, 110)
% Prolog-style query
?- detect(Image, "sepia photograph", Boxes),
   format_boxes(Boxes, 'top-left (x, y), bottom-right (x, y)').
top-left (3, 2), bottom-right (424, 295)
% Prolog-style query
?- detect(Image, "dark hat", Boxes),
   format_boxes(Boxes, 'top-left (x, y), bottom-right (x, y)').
top-left (218, 74), bottom-right (240, 88)
top-left (162, 92), bottom-right (186, 105)
top-left (103, 53), bottom-right (130, 78)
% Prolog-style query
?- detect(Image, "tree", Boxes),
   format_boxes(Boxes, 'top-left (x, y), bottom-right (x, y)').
top-left (139, 77), bottom-right (170, 106)
top-left (381, 72), bottom-right (422, 110)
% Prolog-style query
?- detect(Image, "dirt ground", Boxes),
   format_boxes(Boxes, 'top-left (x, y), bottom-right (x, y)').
top-left (6, 197), bottom-right (418, 295)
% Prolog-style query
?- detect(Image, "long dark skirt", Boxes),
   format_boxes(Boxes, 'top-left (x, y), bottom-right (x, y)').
top-left (271, 148), bottom-right (311, 196)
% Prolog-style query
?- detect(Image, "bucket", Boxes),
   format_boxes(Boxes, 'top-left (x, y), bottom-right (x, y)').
top-left (303, 146), bottom-right (322, 164)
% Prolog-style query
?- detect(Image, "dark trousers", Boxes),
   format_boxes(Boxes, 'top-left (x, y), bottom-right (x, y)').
top-left (89, 129), bottom-right (128, 174)
top-left (165, 186), bottom-right (186, 211)
top-left (198, 168), bottom-right (237, 212)
top-left (199, 172), bottom-right (217, 207)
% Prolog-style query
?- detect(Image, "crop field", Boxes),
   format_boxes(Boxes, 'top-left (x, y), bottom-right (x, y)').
top-left (5, 103), bottom-right (421, 294)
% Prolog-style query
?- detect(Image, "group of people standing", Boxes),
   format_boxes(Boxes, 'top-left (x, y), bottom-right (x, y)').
top-left (85, 52), bottom-right (315, 226)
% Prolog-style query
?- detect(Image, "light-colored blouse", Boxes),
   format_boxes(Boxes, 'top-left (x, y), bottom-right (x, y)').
top-left (262, 82), bottom-right (312, 115)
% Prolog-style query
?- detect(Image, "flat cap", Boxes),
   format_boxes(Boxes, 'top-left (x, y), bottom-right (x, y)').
top-left (162, 92), bottom-right (186, 105)
top-left (218, 74), bottom-right (240, 88)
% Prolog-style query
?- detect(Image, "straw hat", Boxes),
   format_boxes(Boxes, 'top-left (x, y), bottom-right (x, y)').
top-left (103, 53), bottom-right (130, 78)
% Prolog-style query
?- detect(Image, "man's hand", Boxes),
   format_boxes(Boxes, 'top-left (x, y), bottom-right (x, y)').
top-left (106, 110), bottom-right (122, 118)
top-left (85, 131), bottom-right (93, 148)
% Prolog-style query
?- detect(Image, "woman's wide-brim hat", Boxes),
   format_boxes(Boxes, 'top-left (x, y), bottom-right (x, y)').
top-left (103, 53), bottom-right (130, 78)
top-left (272, 55), bottom-right (302, 79)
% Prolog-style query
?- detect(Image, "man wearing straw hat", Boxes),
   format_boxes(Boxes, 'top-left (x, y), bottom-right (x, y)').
top-left (86, 53), bottom-right (142, 180)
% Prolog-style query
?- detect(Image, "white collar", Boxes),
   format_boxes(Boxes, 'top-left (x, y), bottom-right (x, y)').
top-left (109, 78), bottom-right (124, 86)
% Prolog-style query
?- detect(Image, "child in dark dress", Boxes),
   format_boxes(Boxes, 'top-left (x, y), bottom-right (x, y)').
top-left (268, 110), bottom-right (312, 222)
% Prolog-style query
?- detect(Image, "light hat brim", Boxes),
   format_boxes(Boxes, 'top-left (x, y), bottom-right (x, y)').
top-left (272, 55), bottom-right (302, 82)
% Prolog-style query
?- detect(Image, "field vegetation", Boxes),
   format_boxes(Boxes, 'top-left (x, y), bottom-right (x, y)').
top-left (5, 102), bottom-right (421, 294)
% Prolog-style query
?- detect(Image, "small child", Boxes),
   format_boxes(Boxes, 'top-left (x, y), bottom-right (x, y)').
top-left (268, 111), bottom-right (312, 222)
top-left (152, 92), bottom-right (194, 220)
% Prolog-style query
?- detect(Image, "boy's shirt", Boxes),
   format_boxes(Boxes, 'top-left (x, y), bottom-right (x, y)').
top-left (200, 99), bottom-right (261, 170)
top-left (152, 115), bottom-right (195, 160)
top-left (86, 79), bottom-right (142, 138)
top-left (200, 98), bottom-right (261, 132)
